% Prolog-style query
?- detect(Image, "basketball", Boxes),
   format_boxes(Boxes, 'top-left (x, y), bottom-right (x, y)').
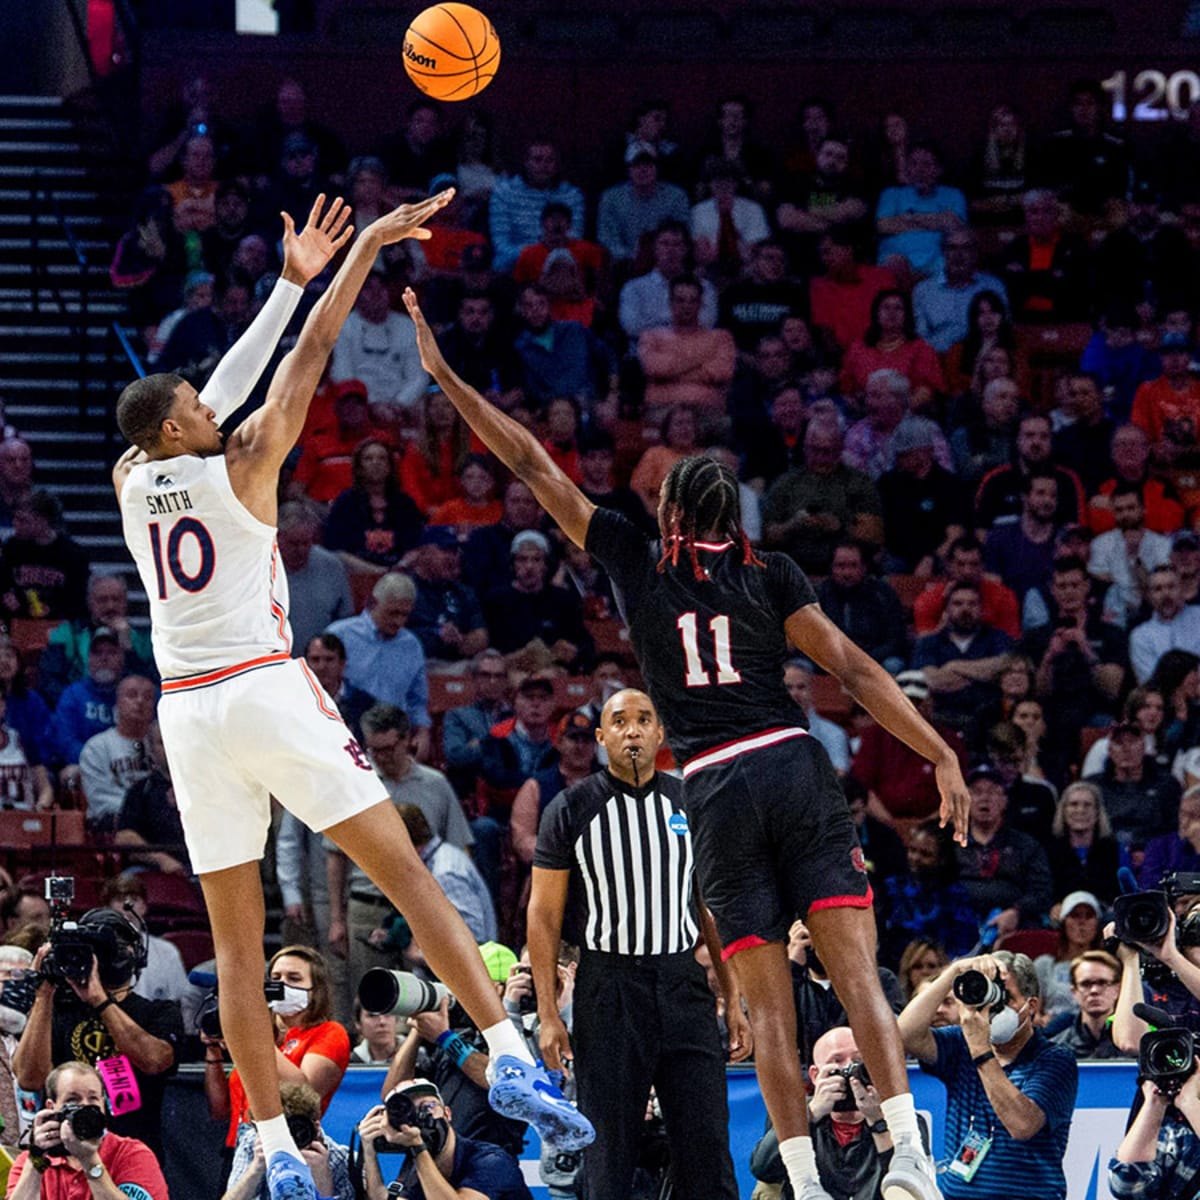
top-left (403, 4), bottom-right (501, 101)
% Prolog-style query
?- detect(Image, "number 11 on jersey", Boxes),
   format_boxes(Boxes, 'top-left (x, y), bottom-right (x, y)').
top-left (677, 612), bottom-right (742, 687)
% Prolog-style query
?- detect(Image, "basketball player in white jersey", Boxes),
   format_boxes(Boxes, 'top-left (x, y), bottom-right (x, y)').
top-left (112, 194), bottom-right (594, 1200)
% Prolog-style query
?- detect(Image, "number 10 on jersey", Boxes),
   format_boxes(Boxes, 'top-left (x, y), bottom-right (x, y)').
top-left (677, 613), bottom-right (742, 687)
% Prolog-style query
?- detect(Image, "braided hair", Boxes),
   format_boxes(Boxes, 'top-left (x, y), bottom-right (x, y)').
top-left (656, 455), bottom-right (765, 581)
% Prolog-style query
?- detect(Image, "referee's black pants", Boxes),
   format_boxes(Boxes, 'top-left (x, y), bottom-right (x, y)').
top-left (573, 948), bottom-right (738, 1200)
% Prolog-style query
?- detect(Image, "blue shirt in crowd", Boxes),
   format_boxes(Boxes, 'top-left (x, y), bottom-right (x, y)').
top-left (325, 611), bottom-right (430, 729)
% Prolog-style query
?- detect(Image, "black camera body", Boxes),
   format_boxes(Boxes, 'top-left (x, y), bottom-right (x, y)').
top-left (43, 1104), bottom-right (107, 1156)
top-left (197, 981), bottom-right (285, 1039)
top-left (953, 969), bottom-right (1007, 1012)
top-left (286, 1113), bottom-right (318, 1152)
top-left (1140, 1027), bottom-right (1197, 1097)
top-left (830, 1060), bottom-right (871, 1112)
top-left (1114, 891), bottom-right (1172, 946)
top-left (374, 1092), bottom-right (419, 1154)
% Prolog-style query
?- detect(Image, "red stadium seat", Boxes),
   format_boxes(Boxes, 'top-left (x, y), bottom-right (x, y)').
top-left (885, 574), bottom-right (928, 616)
top-left (9, 619), bottom-right (59, 655)
top-left (348, 569), bottom-right (385, 614)
top-left (810, 674), bottom-right (852, 721)
top-left (429, 674), bottom-right (473, 715)
top-left (0, 810), bottom-right (86, 849)
top-left (995, 929), bottom-right (1060, 960)
top-left (162, 928), bottom-right (214, 971)
top-left (139, 872), bottom-right (207, 920)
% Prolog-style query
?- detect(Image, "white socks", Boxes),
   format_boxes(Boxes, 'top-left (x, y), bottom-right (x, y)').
top-left (779, 1135), bottom-right (819, 1191)
top-left (881, 1093), bottom-right (920, 1144)
top-left (256, 1113), bottom-right (300, 1160)
top-left (482, 1018), bottom-right (533, 1066)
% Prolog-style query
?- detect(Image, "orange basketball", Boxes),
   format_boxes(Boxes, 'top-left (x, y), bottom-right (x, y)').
top-left (403, 4), bottom-right (500, 101)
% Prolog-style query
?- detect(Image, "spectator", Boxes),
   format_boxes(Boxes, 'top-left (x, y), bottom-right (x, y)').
top-left (401, 388), bottom-right (471, 518)
top-left (482, 531), bottom-right (590, 671)
top-left (897, 939), bottom-right (951, 1003)
top-left (875, 140), bottom-right (968, 280)
top-left (1147, 649), bottom-right (1200, 762)
top-left (407, 527), bottom-right (488, 667)
top-left (630, 406), bottom-right (700, 519)
top-left (513, 283), bottom-right (615, 407)
top-left (1036, 77), bottom-right (1131, 214)
top-left (436, 292), bottom-right (524, 405)
top-left (328, 272), bottom-right (428, 420)
top-left (912, 230), bottom-right (1008, 354)
top-left (260, 133), bottom-right (329, 234)
top-left (851, 669), bottom-right (969, 830)
top-left (109, 188), bottom-right (188, 333)
top-left (1087, 483), bottom-right (1172, 624)
top-left (513, 203), bottom-right (604, 326)
top-left (221, 1081), bottom-right (353, 1200)
top-left (256, 79), bottom-right (346, 187)
top-left (277, 502), bottom-right (353, 652)
top-left (1109, 1066), bottom-right (1200, 1198)
top-left (949, 378), bottom-right (1021, 489)
top-left (840, 292), bottom-right (944, 411)
top-left (208, 946), bottom-right (349, 1155)
top-left (0, 437), bottom-right (34, 539)
top-left (782, 659), bottom-right (851, 773)
top-left (1089, 423), bottom-right (1186, 535)
top-left (352, 1003), bottom-right (401, 1065)
top-left (1130, 565), bottom-right (1200, 682)
top-left (718, 241), bottom-right (808, 352)
top-left (461, 481), bottom-right (547, 595)
top-left (1080, 686), bottom-right (1169, 778)
top-left (145, 269), bottom-right (214, 365)
top-left (763, 415), bottom-right (882, 574)
top-left (165, 133), bottom-right (218, 232)
top-left (201, 182), bottom-right (257, 284)
top-left (0, 691), bottom-right (52, 811)
top-left (985, 723), bottom-right (1056, 843)
top-left (1034, 890), bottom-right (1105, 1023)
top-left (375, 101), bottom-right (453, 198)
top-left (100, 876), bottom-right (189, 1005)
top-left (41, 573), bottom-right (155, 708)
top-left (690, 156), bottom-right (770, 282)
top-left (1079, 303), bottom-right (1160, 423)
top-left (974, 412), bottom-right (1085, 533)
top-left (1172, 530), bottom-right (1200, 606)
top-left (983, 469), bottom-right (1062, 603)
top-left (0, 491), bottom-right (89, 622)
top-left (412, 172), bottom-right (486, 280)
top-left (696, 94), bottom-right (775, 202)
top-left (489, 140), bottom-right (584, 274)
top-left (942, 291), bottom-right (1025, 400)
top-left (577, 429), bottom-right (653, 532)
top-left (326, 573), bottom-right (431, 760)
top-left (776, 135), bottom-right (870, 274)
top-left (13, 911), bottom-right (181, 1159)
top-left (1140, 785), bottom-right (1200, 890)
top-left (78, 674), bottom-right (156, 836)
top-left (442, 651), bottom-right (511, 798)
top-left (6, 1061), bottom-right (168, 1200)
top-left (898, 951), bottom-right (1078, 1200)
top-left (1052, 950), bottom-right (1128, 1059)
top-left (596, 144), bottom-right (690, 268)
top-left (618, 220), bottom-right (718, 344)
top-left (814, 542), bottom-right (907, 673)
top-left (1085, 720), bottom-right (1181, 859)
top-left (358, 1078), bottom-right (532, 1200)
top-left (303, 634), bottom-right (377, 742)
top-left (115, 721), bottom-right (191, 877)
top-left (808, 223), bottom-right (897, 352)
top-left (751, 1025), bottom-right (923, 1200)
top-left (0, 943), bottom-right (34, 1151)
top-left (969, 103), bottom-right (1031, 217)
top-left (637, 276), bottom-right (737, 423)
top-left (1044, 780), bottom-right (1120, 904)
top-left (1049, 374), bottom-right (1115, 496)
top-left (727, 331), bottom-right (799, 451)
top-left (956, 764), bottom-right (1054, 932)
top-left (156, 274), bottom-right (252, 378)
top-left (291, 380), bottom-right (397, 505)
top-left (881, 824), bottom-right (979, 963)
top-left (741, 384), bottom-right (808, 488)
top-left (878, 416), bottom-right (970, 573)
top-left (50, 628), bottom-right (122, 776)
top-left (1000, 189), bottom-right (1091, 322)
top-left (1131, 330), bottom-right (1200, 463)
top-left (912, 535), bottom-right (1021, 639)
top-left (538, 399), bottom-right (583, 487)
top-left (1, 887), bottom-right (48, 939)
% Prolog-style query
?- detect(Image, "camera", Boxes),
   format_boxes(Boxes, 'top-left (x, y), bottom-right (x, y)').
top-left (511, 964), bottom-right (536, 1016)
top-left (42, 1104), bottom-right (107, 1156)
top-left (36, 879), bottom-right (146, 991)
top-left (373, 1092), bottom-right (419, 1154)
top-left (358, 969), bottom-right (449, 1019)
top-left (1140, 1027), bottom-right (1197, 1096)
top-left (830, 1060), bottom-right (871, 1112)
top-left (197, 981), bottom-right (285, 1039)
top-left (286, 1113), bottom-right (318, 1151)
top-left (953, 969), bottom-right (1007, 1011)
top-left (1114, 891), bottom-right (1171, 946)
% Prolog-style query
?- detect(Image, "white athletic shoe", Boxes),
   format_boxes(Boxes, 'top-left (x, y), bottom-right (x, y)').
top-left (881, 1139), bottom-right (941, 1200)
top-left (792, 1178), bottom-right (835, 1200)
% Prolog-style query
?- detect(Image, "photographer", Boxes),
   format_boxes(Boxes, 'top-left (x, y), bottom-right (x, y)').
top-left (1110, 1057), bottom-right (1200, 1199)
top-left (358, 1078), bottom-right (532, 1200)
top-left (12, 909), bottom-right (181, 1161)
top-left (897, 951), bottom-right (1078, 1200)
top-left (751, 1026), bottom-right (929, 1200)
top-left (6, 1061), bottom-right (167, 1200)
top-left (222, 1082), bottom-right (353, 1200)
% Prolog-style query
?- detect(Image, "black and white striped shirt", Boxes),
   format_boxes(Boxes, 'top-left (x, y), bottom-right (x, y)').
top-left (534, 769), bottom-right (700, 956)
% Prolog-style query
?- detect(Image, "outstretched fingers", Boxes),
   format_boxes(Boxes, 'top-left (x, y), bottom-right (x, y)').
top-left (305, 192), bottom-right (328, 232)
top-left (320, 196), bottom-right (351, 237)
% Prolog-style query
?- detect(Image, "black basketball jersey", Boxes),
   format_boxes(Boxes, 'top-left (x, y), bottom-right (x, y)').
top-left (585, 507), bottom-right (817, 764)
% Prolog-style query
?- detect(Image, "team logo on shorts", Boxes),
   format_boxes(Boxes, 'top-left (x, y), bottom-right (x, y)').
top-left (850, 846), bottom-right (867, 874)
top-left (668, 813), bottom-right (689, 836)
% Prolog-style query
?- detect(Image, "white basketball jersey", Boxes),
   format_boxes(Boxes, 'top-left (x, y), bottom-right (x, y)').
top-left (120, 454), bottom-right (292, 679)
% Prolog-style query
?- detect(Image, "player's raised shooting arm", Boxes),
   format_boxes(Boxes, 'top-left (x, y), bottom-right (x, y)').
top-left (403, 288), bottom-right (597, 550)
top-left (785, 602), bottom-right (971, 845)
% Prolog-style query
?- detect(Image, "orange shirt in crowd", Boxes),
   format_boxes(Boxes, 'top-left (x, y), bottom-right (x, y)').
top-left (912, 575), bottom-right (1021, 639)
top-left (840, 337), bottom-right (944, 399)
top-left (293, 425), bottom-right (397, 503)
top-left (810, 265), bottom-right (897, 350)
top-left (1087, 477), bottom-right (1186, 535)
top-left (401, 442), bottom-right (463, 515)
top-left (1131, 376), bottom-right (1200, 446)
top-left (429, 497), bottom-right (503, 528)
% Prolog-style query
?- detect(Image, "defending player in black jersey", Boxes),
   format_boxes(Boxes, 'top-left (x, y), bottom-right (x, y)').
top-left (403, 287), bottom-right (968, 1200)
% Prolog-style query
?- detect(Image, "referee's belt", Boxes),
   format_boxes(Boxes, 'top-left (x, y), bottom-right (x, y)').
top-left (349, 892), bottom-right (393, 908)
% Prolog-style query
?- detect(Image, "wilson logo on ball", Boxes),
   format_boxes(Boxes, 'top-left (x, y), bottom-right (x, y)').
top-left (404, 41), bottom-right (437, 69)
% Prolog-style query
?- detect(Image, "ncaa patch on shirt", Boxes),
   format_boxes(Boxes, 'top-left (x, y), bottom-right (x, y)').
top-left (668, 813), bottom-right (689, 836)
top-left (119, 1185), bottom-right (154, 1200)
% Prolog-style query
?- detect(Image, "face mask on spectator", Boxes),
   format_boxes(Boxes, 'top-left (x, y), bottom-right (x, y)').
top-left (268, 984), bottom-right (311, 1017)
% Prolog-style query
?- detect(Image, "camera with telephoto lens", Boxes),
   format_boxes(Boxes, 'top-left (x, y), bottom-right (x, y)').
top-left (286, 1113), bottom-right (318, 1151)
top-left (197, 981), bottom-right (285, 1039)
top-left (358, 969), bottom-right (449, 1019)
top-left (830, 1060), bottom-right (872, 1112)
top-left (373, 1091), bottom-right (420, 1154)
top-left (1114, 891), bottom-right (1172, 946)
top-left (1140, 1027), bottom-right (1198, 1097)
top-left (42, 1104), bottom-right (107, 1156)
top-left (953, 968), bottom-right (1007, 1011)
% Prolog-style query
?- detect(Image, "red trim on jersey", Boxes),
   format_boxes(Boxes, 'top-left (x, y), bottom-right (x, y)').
top-left (162, 652), bottom-right (291, 692)
top-left (808, 886), bottom-right (875, 914)
top-left (721, 934), bottom-right (770, 962)
top-left (299, 660), bottom-right (343, 723)
top-left (269, 543), bottom-right (292, 653)
top-left (681, 726), bottom-right (807, 777)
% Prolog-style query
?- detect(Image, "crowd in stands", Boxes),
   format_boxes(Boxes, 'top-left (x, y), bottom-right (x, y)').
top-left (3, 68), bottom-right (1200, 1199)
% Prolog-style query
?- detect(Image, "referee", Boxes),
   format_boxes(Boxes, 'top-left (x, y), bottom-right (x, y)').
top-left (527, 688), bottom-right (749, 1200)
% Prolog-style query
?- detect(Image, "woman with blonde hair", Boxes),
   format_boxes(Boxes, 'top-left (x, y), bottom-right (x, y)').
top-left (1046, 781), bottom-right (1119, 903)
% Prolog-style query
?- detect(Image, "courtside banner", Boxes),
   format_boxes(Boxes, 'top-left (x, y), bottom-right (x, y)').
top-left (312, 1063), bottom-right (1137, 1200)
